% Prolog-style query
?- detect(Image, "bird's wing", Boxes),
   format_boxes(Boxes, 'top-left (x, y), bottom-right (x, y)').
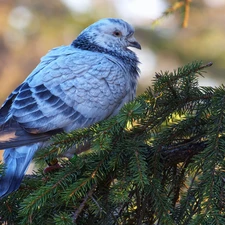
top-left (0, 46), bottom-right (129, 148)
top-left (0, 46), bottom-right (65, 125)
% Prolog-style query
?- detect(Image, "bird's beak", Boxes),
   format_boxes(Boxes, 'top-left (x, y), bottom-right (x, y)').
top-left (127, 36), bottom-right (141, 50)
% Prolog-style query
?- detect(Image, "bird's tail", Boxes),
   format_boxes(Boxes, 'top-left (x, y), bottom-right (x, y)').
top-left (0, 144), bottom-right (39, 198)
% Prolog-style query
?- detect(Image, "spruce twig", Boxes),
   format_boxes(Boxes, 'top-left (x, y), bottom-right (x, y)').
top-left (72, 184), bottom-right (97, 223)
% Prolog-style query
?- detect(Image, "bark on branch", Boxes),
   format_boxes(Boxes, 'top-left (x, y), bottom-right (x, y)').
top-left (155, 141), bottom-right (207, 166)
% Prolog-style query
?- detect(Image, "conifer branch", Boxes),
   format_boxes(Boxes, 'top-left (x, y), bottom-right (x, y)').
top-left (2, 61), bottom-right (224, 224)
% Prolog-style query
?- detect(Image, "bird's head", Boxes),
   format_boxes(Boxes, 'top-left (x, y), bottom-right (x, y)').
top-left (74, 18), bottom-right (141, 52)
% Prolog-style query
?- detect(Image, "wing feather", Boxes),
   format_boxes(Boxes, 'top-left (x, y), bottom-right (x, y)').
top-left (0, 45), bottom-right (130, 145)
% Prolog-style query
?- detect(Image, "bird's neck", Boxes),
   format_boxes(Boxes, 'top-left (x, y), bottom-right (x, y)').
top-left (71, 36), bottom-right (140, 81)
top-left (73, 36), bottom-right (138, 61)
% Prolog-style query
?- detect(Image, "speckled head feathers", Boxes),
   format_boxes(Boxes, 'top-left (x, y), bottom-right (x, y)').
top-left (85, 18), bottom-right (135, 37)
top-left (72, 18), bottom-right (141, 53)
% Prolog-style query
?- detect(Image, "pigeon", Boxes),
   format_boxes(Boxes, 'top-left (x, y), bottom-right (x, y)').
top-left (0, 18), bottom-right (141, 198)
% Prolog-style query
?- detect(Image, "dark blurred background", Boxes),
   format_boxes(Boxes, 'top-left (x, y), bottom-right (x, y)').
top-left (0, 0), bottom-right (225, 101)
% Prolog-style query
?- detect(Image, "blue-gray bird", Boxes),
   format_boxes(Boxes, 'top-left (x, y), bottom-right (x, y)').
top-left (0, 18), bottom-right (141, 198)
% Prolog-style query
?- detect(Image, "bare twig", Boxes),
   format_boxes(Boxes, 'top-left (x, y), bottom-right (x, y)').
top-left (152, 1), bottom-right (184, 27)
top-left (156, 141), bottom-right (207, 166)
top-left (198, 62), bottom-right (213, 70)
top-left (72, 184), bottom-right (97, 223)
top-left (183, 0), bottom-right (192, 28)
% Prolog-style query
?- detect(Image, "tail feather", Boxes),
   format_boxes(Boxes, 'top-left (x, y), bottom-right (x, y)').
top-left (0, 144), bottom-right (39, 198)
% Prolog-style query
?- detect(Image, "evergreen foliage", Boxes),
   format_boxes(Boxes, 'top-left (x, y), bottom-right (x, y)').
top-left (1, 61), bottom-right (225, 225)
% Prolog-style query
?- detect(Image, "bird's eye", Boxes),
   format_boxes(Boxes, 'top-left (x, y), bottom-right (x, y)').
top-left (113, 30), bottom-right (122, 37)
